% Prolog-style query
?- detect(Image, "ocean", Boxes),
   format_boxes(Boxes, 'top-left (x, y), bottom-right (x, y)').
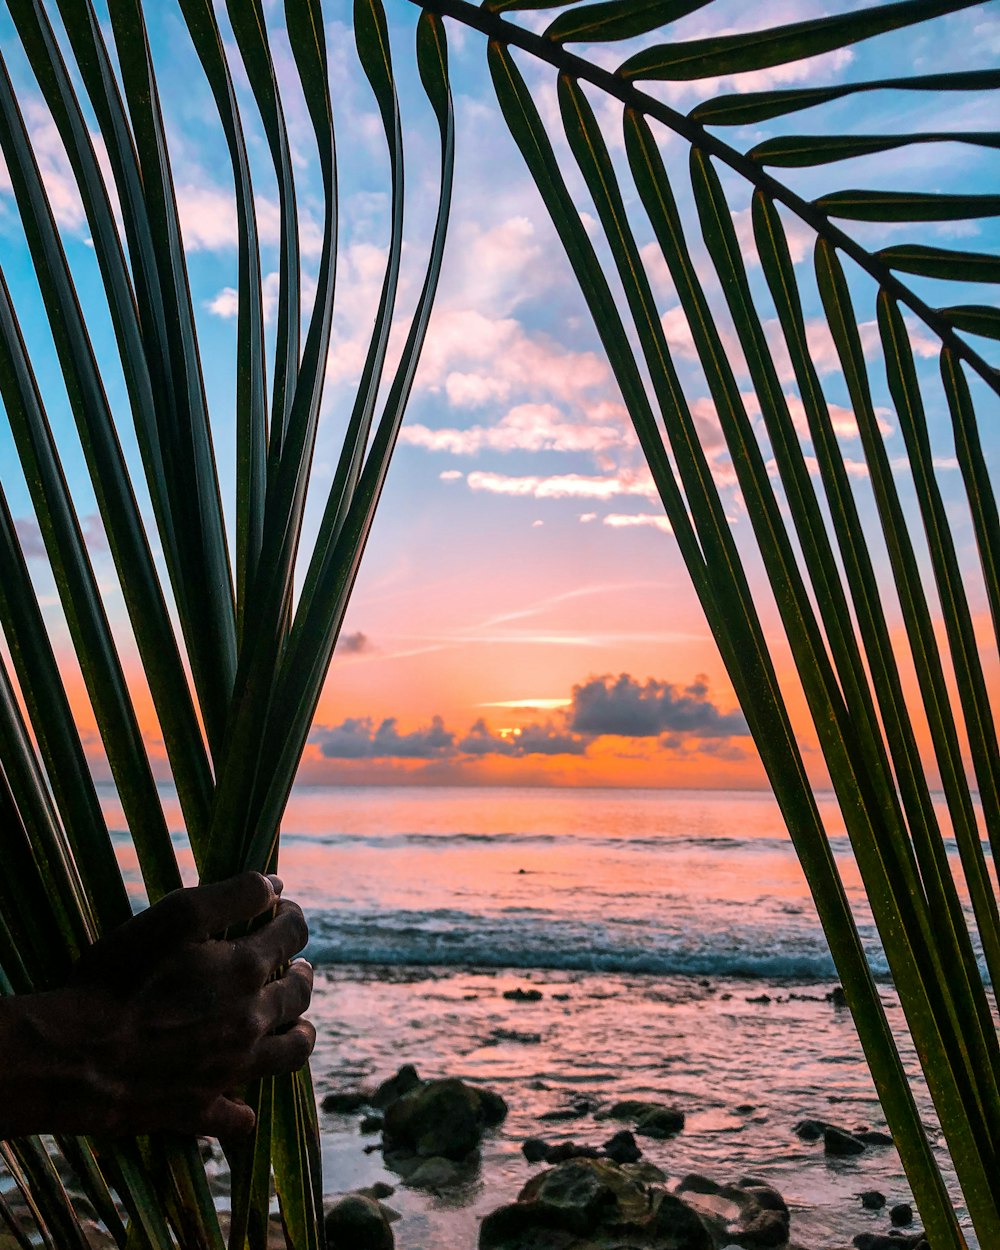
top-left (105, 783), bottom-right (983, 1248)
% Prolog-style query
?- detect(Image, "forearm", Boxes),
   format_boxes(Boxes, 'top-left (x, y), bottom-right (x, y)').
top-left (0, 989), bottom-right (111, 1138)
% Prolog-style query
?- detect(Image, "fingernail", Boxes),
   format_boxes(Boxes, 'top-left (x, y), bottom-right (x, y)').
top-left (266, 874), bottom-right (284, 895)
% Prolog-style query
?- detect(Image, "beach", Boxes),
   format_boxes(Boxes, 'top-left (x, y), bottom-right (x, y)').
top-left (107, 783), bottom-right (981, 1247)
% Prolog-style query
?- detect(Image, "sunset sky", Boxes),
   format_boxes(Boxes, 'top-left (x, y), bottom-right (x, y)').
top-left (0, 0), bottom-right (997, 789)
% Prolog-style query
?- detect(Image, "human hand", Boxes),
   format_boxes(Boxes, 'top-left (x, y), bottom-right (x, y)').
top-left (15, 871), bottom-right (315, 1138)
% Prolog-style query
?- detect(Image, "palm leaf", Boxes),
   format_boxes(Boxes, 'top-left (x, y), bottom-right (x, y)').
top-left (413, 0), bottom-right (1000, 1241)
top-left (0, 1), bottom-right (455, 1246)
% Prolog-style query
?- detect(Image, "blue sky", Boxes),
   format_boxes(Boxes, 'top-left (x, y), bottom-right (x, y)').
top-left (0, 0), bottom-right (997, 786)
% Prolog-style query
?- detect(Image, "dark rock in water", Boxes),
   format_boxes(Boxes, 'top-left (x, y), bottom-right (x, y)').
top-left (539, 1107), bottom-right (586, 1122)
top-left (322, 1089), bottom-right (372, 1114)
top-left (794, 1118), bottom-right (828, 1140)
top-left (853, 1236), bottom-right (926, 1250)
top-left (891, 1203), bottom-right (914, 1226)
top-left (383, 1077), bottom-right (506, 1161)
top-left (479, 1157), bottom-right (712, 1250)
top-left (825, 1125), bottom-right (867, 1156)
top-left (487, 1027), bottom-right (542, 1045)
top-left (677, 1173), bottom-right (722, 1196)
top-left (827, 985), bottom-right (849, 1007)
top-left (477, 1086), bottom-right (509, 1127)
top-left (860, 1189), bottom-right (886, 1209)
top-left (360, 1114), bottom-right (384, 1135)
top-left (405, 1156), bottom-right (466, 1190)
top-left (372, 1065), bottom-right (421, 1110)
top-left (602, 1129), bottom-right (641, 1164)
top-left (503, 987), bottom-right (543, 1002)
top-left (858, 1129), bottom-right (894, 1146)
top-left (746, 993), bottom-right (772, 1004)
top-left (679, 1175), bottom-right (789, 1249)
top-left (521, 1137), bottom-right (550, 1163)
top-left (324, 1195), bottom-right (394, 1250)
top-left (636, 1105), bottom-right (686, 1139)
top-left (356, 1182), bottom-right (395, 1200)
top-left (738, 1179), bottom-right (789, 1217)
top-left (598, 1099), bottom-right (684, 1138)
top-left (544, 1142), bottom-right (602, 1164)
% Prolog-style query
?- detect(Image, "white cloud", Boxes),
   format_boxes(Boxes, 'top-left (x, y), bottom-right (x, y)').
top-left (399, 402), bottom-right (626, 457)
top-left (603, 513), bottom-right (672, 533)
top-left (466, 469), bottom-right (656, 501)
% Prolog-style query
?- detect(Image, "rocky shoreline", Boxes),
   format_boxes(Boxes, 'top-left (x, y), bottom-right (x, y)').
top-left (320, 1054), bottom-right (929, 1250)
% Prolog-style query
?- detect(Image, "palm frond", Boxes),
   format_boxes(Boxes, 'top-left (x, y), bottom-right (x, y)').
top-left (0, 0), bottom-right (455, 1246)
top-left (416, 0), bottom-right (999, 1240)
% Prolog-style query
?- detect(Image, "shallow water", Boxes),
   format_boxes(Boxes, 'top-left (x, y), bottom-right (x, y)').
top-left (310, 964), bottom-right (957, 1249)
top-left (99, 782), bottom-right (986, 1246)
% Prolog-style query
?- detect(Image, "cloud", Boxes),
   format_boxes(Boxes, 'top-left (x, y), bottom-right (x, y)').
top-left (417, 309), bottom-right (611, 411)
top-left (458, 718), bottom-right (589, 757)
top-left (603, 513), bottom-right (672, 532)
top-left (568, 673), bottom-right (748, 739)
top-left (336, 631), bottom-right (372, 655)
top-left (466, 469), bottom-right (656, 502)
top-left (310, 670), bottom-right (747, 770)
top-left (315, 715), bottom-right (455, 759)
top-left (399, 402), bottom-right (626, 457)
top-left (13, 514), bottom-right (108, 558)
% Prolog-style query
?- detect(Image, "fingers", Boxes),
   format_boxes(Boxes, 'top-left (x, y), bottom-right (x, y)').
top-left (200, 1094), bottom-right (256, 1138)
top-left (246, 1019), bottom-right (316, 1081)
top-left (235, 901), bottom-right (309, 987)
top-left (259, 960), bottom-right (313, 1031)
top-left (181, 872), bottom-right (283, 940)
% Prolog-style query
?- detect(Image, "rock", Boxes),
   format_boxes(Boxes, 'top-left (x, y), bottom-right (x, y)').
top-left (360, 1114), bottom-right (384, 1134)
top-left (521, 1137), bottom-right (550, 1163)
top-left (602, 1129), bottom-right (642, 1164)
top-left (503, 987), bottom-right (543, 1002)
top-left (824, 1126), bottom-right (867, 1156)
top-left (544, 1142), bottom-right (602, 1164)
top-left (324, 1195), bottom-right (394, 1250)
top-left (747, 993), bottom-right (772, 1004)
top-left (383, 1077), bottom-right (505, 1161)
top-left (539, 1107), bottom-right (587, 1122)
top-left (372, 1065), bottom-right (422, 1110)
top-left (858, 1130), bottom-right (893, 1146)
top-left (678, 1173), bottom-right (722, 1196)
top-left (322, 1089), bottom-right (372, 1114)
top-left (680, 1176), bottom-right (789, 1249)
top-left (793, 1118), bottom-right (827, 1140)
top-left (487, 1027), bottom-right (542, 1045)
top-left (356, 1182), bottom-right (395, 1200)
top-left (860, 1190), bottom-right (886, 1210)
top-left (598, 1099), bottom-right (685, 1137)
top-left (891, 1203), bottom-right (913, 1226)
top-left (479, 1158), bottom-right (712, 1250)
top-left (518, 1158), bottom-right (620, 1235)
top-left (477, 1086), bottom-right (509, 1127)
top-left (636, 1105), bottom-right (686, 1139)
top-left (853, 1236), bottom-right (926, 1250)
top-left (405, 1156), bottom-right (465, 1189)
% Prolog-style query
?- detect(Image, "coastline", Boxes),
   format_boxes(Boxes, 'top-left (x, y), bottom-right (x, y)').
top-left (304, 963), bottom-right (946, 1250)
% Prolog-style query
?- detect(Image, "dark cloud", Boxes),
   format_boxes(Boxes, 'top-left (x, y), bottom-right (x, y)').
top-left (458, 718), bottom-right (589, 757)
top-left (13, 514), bottom-right (108, 558)
top-left (569, 673), bottom-right (747, 739)
top-left (314, 715), bottom-right (454, 760)
top-left (311, 671), bottom-right (745, 767)
top-left (13, 517), bottom-right (45, 558)
top-left (337, 631), bottom-right (372, 655)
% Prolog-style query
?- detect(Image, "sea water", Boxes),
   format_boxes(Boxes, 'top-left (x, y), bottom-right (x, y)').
top-left (104, 783), bottom-right (986, 1248)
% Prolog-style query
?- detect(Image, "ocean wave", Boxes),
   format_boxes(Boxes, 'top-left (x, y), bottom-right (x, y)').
top-left (302, 908), bottom-right (887, 981)
top-left (280, 829), bottom-right (825, 852)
